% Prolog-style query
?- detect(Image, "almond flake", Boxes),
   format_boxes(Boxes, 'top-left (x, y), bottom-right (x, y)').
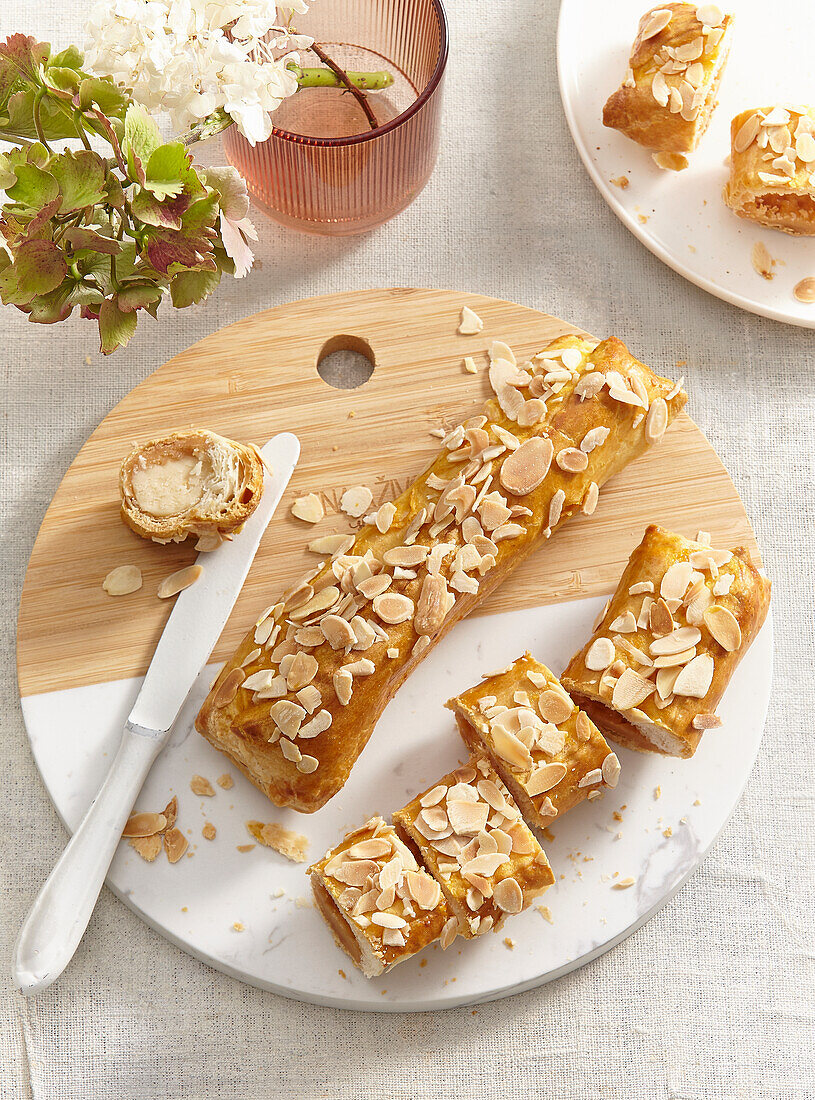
top-left (372, 592), bottom-right (414, 625)
top-left (650, 625), bottom-right (702, 655)
top-left (577, 768), bottom-right (603, 788)
top-left (672, 653), bottom-right (715, 697)
top-left (704, 605), bottom-right (742, 651)
top-left (373, 502), bottom-right (397, 533)
top-left (157, 563), bottom-right (203, 600)
top-left (537, 689), bottom-right (573, 725)
top-left (493, 877), bottom-right (524, 914)
top-left (645, 397), bottom-right (669, 445)
top-left (652, 152), bottom-right (689, 172)
top-left (491, 725), bottom-right (533, 771)
top-left (291, 493), bottom-right (324, 523)
top-left (793, 277), bottom-right (815, 303)
top-left (289, 585), bottom-right (340, 621)
top-left (458, 306), bottom-right (484, 335)
top-left (298, 710), bottom-right (332, 739)
top-left (297, 754), bottom-right (318, 774)
top-left (269, 699), bottom-right (306, 736)
top-left (525, 762), bottom-right (567, 796)
top-left (498, 437), bottom-right (554, 496)
top-left (212, 668), bottom-right (245, 708)
top-left (609, 611), bottom-right (637, 633)
top-left (612, 668), bottom-right (655, 710)
top-left (308, 533), bottom-right (355, 556)
top-left (164, 827), bottom-right (188, 863)
top-left (751, 241), bottom-right (775, 281)
top-left (340, 485), bottom-right (373, 518)
top-left (548, 489), bottom-right (565, 529)
top-left (602, 752), bottom-right (621, 788)
top-left (692, 713), bottom-right (722, 730)
top-left (642, 8), bottom-right (673, 39)
top-left (556, 447), bottom-right (589, 473)
top-left (102, 564), bottom-right (142, 596)
top-left (734, 112), bottom-right (762, 154)
top-left (130, 835), bottom-right (162, 861)
top-left (123, 811), bottom-right (167, 838)
top-left (586, 636), bottom-right (615, 670)
top-left (613, 876), bottom-right (636, 889)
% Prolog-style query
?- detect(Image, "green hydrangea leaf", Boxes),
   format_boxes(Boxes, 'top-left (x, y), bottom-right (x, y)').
top-left (144, 142), bottom-right (191, 200)
top-left (0, 151), bottom-right (16, 189)
top-left (24, 280), bottom-right (74, 323)
top-left (63, 226), bottom-right (121, 255)
top-left (0, 35), bottom-right (50, 84)
top-left (48, 45), bottom-right (84, 72)
top-left (3, 87), bottom-right (78, 141)
top-left (5, 163), bottom-right (59, 211)
top-left (130, 188), bottom-right (188, 229)
top-left (169, 267), bottom-right (221, 307)
top-left (116, 281), bottom-right (163, 313)
top-left (103, 173), bottom-right (125, 210)
top-left (43, 66), bottom-right (81, 95)
top-left (145, 228), bottom-right (215, 275)
top-left (98, 295), bottom-right (137, 354)
top-left (50, 150), bottom-right (106, 212)
top-left (124, 103), bottom-right (160, 184)
top-left (4, 239), bottom-right (67, 303)
top-left (26, 142), bottom-right (49, 167)
top-left (78, 76), bottom-right (128, 121)
top-left (203, 166), bottom-right (249, 222)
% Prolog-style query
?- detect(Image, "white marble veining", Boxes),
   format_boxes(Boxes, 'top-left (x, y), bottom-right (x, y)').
top-left (21, 595), bottom-right (773, 1011)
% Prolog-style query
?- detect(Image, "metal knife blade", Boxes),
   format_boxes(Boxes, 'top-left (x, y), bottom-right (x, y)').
top-left (127, 431), bottom-right (300, 735)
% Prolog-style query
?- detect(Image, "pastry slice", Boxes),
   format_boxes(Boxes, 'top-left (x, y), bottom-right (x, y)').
top-left (603, 3), bottom-right (734, 158)
top-left (447, 654), bottom-right (620, 828)
top-left (561, 525), bottom-right (771, 758)
top-left (724, 106), bottom-right (815, 235)
top-left (120, 428), bottom-right (264, 547)
top-left (393, 758), bottom-right (554, 940)
top-left (309, 816), bottom-right (449, 978)
top-left (196, 334), bottom-right (687, 813)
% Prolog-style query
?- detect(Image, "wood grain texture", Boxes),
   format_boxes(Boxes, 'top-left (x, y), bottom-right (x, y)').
top-left (16, 288), bottom-right (760, 697)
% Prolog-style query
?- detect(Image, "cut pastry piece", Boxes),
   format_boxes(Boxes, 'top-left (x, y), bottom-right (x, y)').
top-left (447, 653), bottom-right (619, 827)
top-left (120, 429), bottom-right (264, 545)
top-left (561, 525), bottom-right (771, 758)
top-left (393, 758), bottom-right (554, 939)
top-left (308, 816), bottom-right (448, 978)
top-left (195, 334), bottom-right (687, 813)
top-left (723, 106), bottom-right (815, 235)
top-left (603, 3), bottom-right (734, 155)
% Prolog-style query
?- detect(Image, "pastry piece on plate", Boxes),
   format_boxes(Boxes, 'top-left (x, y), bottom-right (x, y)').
top-left (120, 428), bottom-right (264, 548)
top-left (723, 106), bottom-right (815, 235)
top-left (561, 525), bottom-right (771, 759)
top-left (393, 758), bottom-right (554, 939)
top-left (603, 3), bottom-right (734, 158)
top-left (447, 653), bottom-right (620, 828)
top-left (196, 334), bottom-right (687, 813)
top-left (309, 816), bottom-right (449, 978)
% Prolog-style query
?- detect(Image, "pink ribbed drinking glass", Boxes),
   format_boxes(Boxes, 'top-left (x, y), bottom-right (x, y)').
top-left (223, 0), bottom-right (448, 235)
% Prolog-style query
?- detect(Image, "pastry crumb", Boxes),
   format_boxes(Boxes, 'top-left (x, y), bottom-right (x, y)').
top-left (610, 175), bottom-right (629, 189)
top-left (129, 835), bottom-right (162, 861)
top-left (246, 820), bottom-right (309, 863)
top-left (653, 786), bottom-right (661, 800)
top-left (652, 151), bottom-right (688, 172)
top-left (232, 921), bottom-right (244, 932)
top-left (536, 905), bottom-right (553, 924)
top-left (693, 798), bottom-right (701, 806)
top-left (295, 896), bottom-right (312, 909)
top-left (503, 937), bottom-right (515, 950)
top-left (338, 969), bottom-right (347, 980)
top-left (613, 876), bottom-right (636, 889)
top-left (237, 843), bottom-right (255, 853)
top-left (462, 356), bottom-right (478, 374)
top-left (217, 773), bottom-right (234, 790)
top-left (637, 213), bottom-right (649, 224)
top-left (272, 887), bottom-right (285, 898)
top-left (663, 827), bottom-right (673, 837)
top-left (190, 774), bottom-right (215, 797)
top-left (202, 822), bottom-right (216, 840)
top-left (458, 305), bottom-right (484, 335)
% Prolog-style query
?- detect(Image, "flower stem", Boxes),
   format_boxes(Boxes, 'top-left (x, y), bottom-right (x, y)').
top-left (31, 90), bottom-right (52, 152)
top-left (305, 43), bottom-right (380, 131)
top-left (294, 66), bottom-right (393, 91)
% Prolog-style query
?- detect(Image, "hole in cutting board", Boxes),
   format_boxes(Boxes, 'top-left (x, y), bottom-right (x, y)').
top-left (317, 334), bottom-right (375, 390)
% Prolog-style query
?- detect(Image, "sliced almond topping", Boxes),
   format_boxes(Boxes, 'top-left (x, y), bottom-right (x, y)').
top-left (609, 611), bottom-right (637, 633)
top-left (645, 397), bottom-right (669, 445)
top-left (291, 493), bottom-right (324, 524)
top-left (447, 799), bottom-right (490, 836)
top-left (343, 658), bottom-right (375, 677)
top-left (582, 482), bottom-right (599, 516)
top-left (458, 305), bottom-right (484, 335)
top-left (499, 437), bottom-right (554, 496)
top-left (339, 484), bottom-right (373, 519)
top-left (298, 710), bottom-right (332, 739)
top-left (692, 713), bottom-right (723, 730)
top-left (672, 653), bottom-right (715, 697)
top-left (650, 625), bottom-right (702, 655)
top-left (102, 564), bottom-right (142, 596)
top-left (612, 668), bottom-right (655, 710)
top-left (157, 563), bottom-right (202, 600)
top-left (461, 852), bottom-right (511, 878)
top-left (586, 636), bottom-right (615, 670)
top-left (414, 573), bottom-right (449, 637)
top-left (164, 827), bottom-right (188, 863)
top-left (704, 605), bottom-right (742, 651)
top-left (440, 915), bottom-right (459, 949)
top-left (289, 585), bottom-right (340, 621)
top-left (649, 597), bottom-right (675, 636)
top-left (641, 7), bottom-right (673, 39)
top-left (372, 591), bottom-right (414, 625)
top-left (318, 614), bottom-right (355, 650)
top-left (123, 811), bottom-right (167, 838)
top-left (297, 755), bottom-right (319, 774)
top-left (212, 667), bottom-right (245, 709)
top-left (575, 710), bottom-right (593, 741)
top-left (660, 561), bottom-right (694, 601)
top-left (333, 668), bottom-right (354, 706)
top-left (556, 447), bottom-right (589, 473)
top-left (491, 725), bottom-right (533, 771)
top-left (601, 752), bottom-right (621, 788)
top-left (373, 502), bottom-right (397, 533)
top-left (537, 689), bottom-right (573, 725)
top-left (656, 665), bottom-right (681, 699)
top-left (296, 684), bottom-right (322, 713)
top-left (269, 699), bottom-right (306, 737)
top-left (734, 111), bottom-right (762, 154)
top-left (577, 768), bottom-right (603, 788)
top-left (493, 877), bottom-right (524, 915)
top-left (548, 489), bottom-right (565, 529)
top-left (580, 426), bottom-right (610, 454)
top-left (696, 3), bottom-right (723, 27)
top-left (286, 651), bottom-right (319, 691)
top-left (525, 762), bottom-right (567, 796)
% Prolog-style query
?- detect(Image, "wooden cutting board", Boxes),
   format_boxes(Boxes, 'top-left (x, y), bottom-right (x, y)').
top-left (17, 287), bottom-right (759, 698)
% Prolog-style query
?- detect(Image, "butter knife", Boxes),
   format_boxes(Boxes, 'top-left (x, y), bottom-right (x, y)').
top-left (13, 431), bottom-right (300, 995)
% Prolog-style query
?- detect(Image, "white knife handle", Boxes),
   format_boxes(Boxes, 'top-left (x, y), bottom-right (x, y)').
top-left (13, 724), bottom-right (163, 995)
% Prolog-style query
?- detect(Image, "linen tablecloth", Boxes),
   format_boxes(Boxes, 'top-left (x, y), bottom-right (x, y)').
top-left (1, 2), bottom-right (813, 1097)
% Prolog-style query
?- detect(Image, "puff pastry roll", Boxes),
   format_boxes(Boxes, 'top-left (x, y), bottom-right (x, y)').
top-left (120, 428), bottom-right (264, 548)
top-left (723, 106), bottom-right (815, 235)
top-left (196, 335), bottom-right (687, 813)
top-left (393, 758), bottom-right (554, 939)
top-left (561, 525), bottom-right (771, 759)
top-left (447, 653), bottom-right (620, 829)
top-left (603, 3), bottom-right (733, 157)
top-left (308, 816), bottom-right (449, 978)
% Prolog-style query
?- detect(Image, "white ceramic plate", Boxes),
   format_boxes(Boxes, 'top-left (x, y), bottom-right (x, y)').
top-left (21, 595), bottom-right (772, 1011)
top-left (557, 0), bottom-right (815, 327)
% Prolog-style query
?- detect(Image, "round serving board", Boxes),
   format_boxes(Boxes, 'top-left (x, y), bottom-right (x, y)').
top-left (17, 288), bottom-right (771, 1010)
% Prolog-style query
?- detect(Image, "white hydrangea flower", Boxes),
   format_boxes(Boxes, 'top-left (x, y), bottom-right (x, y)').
top-left (85, 0), bottom-right (311, 146)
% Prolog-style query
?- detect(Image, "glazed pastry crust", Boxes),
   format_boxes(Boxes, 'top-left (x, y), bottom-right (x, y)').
top-left (723, 107), bottom-right (815, 235)
top-left (447, 653), bottom-right (619, 828)
top-left (308, 817), bottom-right (448, 978)
top-left (195, 335), bottom-right (687, 814)
top-left (561, 525), bottom-right (771, 758)
top-left (393, 758), bottom-right (554, 940)
top-left (119, 428), bottom-right (264, 545)
top-left (603, 3), bottom-right (733, 155)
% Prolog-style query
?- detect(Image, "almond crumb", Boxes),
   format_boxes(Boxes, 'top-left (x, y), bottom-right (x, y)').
top-left (535, 905), bottom-right (553, 924)
top-left (613, 876), bottom-right (636, 889)
top-left (129, 835), bottom-right (162, 861)
top-left (216, 773), bottom-right (234, 789)
top-left (190, 774), bottom-right (215, 797)
top-left (247, 820), bottom-right (309, 862)
top-left (751, 240), bottom-right (775, 280)
top-left (202, 822), bottom-right (216, 840)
